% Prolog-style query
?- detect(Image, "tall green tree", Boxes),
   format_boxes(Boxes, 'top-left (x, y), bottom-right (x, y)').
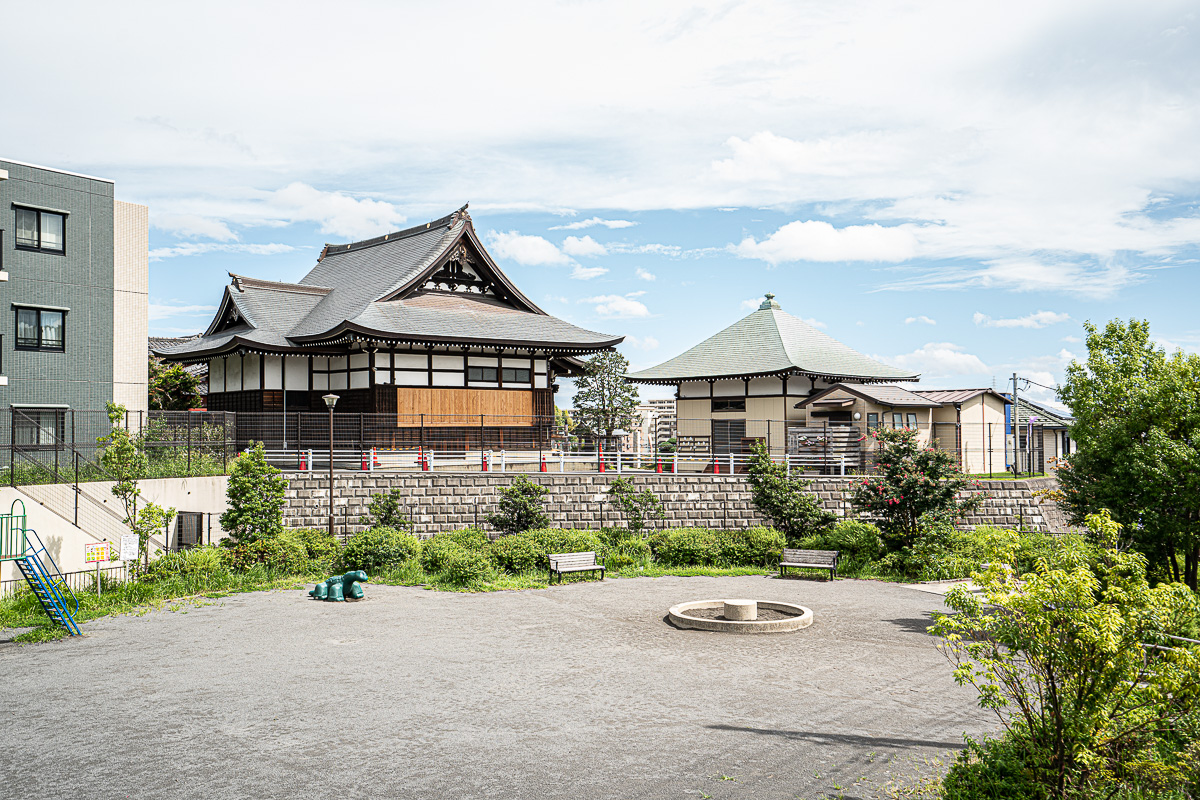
top-left (220, 442), bottom-right (288, 544)
top-left (1057, 319), bottom-right (1200, 590)
top-left (572, 350), bottom-right (640, 442)
top-left (746, 441), bottom-right (837, 545)
top-left (149, 356), bottom-right (201, 411)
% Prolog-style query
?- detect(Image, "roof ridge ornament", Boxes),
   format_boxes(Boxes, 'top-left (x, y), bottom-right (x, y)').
top-left (758, 292), bottom-right (780, 310)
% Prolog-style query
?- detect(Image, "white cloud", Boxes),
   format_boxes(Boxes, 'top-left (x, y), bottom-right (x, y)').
top-left (153, 213), bottom-right (237, 241)
top-left (625, 335), bottom-right (660, 350)
top-left (549, 217), bottom-right (637, 231)
top-left (149, 242), bottom-right (298, 260)
top-left (973, 310), bottom-right (1071, 329)
top-left (148, 300), bottom-right (219, 321)
top-left (733, 220), bottom-right (918, 264)
top-left (486, 231), bottom-right (571, 266)
top-left (580, 294), bottom-right (651, 318)
top-left (635, 267), bottom-right (656, 281)
top-left (570, 265), bottom-right (608, 280)
top-left (741, 297), bottom-right (766, 311)
top-left (890, 342), bottom-right (988, 376)
top-left (625, 290), bottom-right (647, 298)
top-left (561, 235), bottom-right (607, 257)
top-left (801, 317), bottom-right (827, 330)
top-left (1062, 335), bottom-right (1082, 343)
top-left (905, 315), bottom-right (937, 325)
top-left (264, 182), bottom-right (405, 240)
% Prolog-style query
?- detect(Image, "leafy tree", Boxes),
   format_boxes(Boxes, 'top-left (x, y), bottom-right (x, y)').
top-left (149, 356), bottom-right (201, 411)
top-left (360, 488), bottom-right (411, 531)
top-left (746, 441), bottom-right (837, 545)
top-left (99, 402), bottom-right (149, 525)
top-left (656, 437), bottom-right (677, 453)
top-left (220, 442), bottom-right (287, 545)
top-left (572, 350), bottom-right (640, 443)
top-left (488, 475), bottom-right (549, 534)
top-left (933, 511), bottom-right (1200, 797)
top-left (851, 427), bottom-right (981, 550)
top-left (605, 477), bottom-right (664, 534)
top-left (1057, 318), bottom-right (1200, 590)
top-left (130, 502), bottom-right (177, 571)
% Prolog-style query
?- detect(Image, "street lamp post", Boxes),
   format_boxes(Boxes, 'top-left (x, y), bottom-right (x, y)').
top-left (323, 393), bottom-right (339, 539)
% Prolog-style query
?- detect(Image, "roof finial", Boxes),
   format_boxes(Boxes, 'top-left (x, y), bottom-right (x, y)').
top-left (758, 292), bottom-right (780, 310)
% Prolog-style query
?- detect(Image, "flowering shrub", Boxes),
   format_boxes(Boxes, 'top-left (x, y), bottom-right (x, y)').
top-left (851, 427), bottom-right (983, 550)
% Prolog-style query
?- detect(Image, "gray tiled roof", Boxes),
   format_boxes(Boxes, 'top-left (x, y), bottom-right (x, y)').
top-left (915, 388), bottom-right (1008, 404)
top-left (626, 296), bottom-right (917, 384)
top-left (153, 208), bottom-right (621, 361)
top-left (1014, 396), bottom-right (1073, 427)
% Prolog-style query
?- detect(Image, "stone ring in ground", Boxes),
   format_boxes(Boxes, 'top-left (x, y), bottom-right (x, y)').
top-left (668, 599), bottom-right (813, 633)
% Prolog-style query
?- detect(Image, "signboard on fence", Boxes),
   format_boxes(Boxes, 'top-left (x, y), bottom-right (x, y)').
top-left (119, 534), bottom-right (139, 562)
top-left (84, 542), bottom-right (109, 563)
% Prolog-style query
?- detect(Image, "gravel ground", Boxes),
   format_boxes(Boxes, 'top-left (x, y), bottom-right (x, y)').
top-left (1, 576), bottom-right (995, 799)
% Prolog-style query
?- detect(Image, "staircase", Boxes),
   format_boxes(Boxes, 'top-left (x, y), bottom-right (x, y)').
top-left (1, 500), bottom-right (81, 636)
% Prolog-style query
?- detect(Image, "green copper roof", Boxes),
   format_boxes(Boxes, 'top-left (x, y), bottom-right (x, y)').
top-left (626, 296), bottom-right (918, 384)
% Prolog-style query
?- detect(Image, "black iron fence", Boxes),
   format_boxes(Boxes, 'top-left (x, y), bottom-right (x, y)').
top-left (0, 562), bottom-right (130, 598)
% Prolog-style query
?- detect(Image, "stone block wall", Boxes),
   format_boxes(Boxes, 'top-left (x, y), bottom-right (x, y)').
top-left (281, 472), bottom-right (1070, 539)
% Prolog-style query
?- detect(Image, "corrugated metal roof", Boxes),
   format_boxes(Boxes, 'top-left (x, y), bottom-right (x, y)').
top-left (915, 388), bottom-right (1008, 404)
top-left (626, 295), bottom-right (917, 384)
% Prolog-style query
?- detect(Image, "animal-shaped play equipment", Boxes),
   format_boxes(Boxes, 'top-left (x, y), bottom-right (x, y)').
top-left (309, 570), bottom-right (369, 602)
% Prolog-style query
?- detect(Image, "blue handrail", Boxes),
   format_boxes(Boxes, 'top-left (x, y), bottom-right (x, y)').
top-left (25, 529), bottom-right (80, 619)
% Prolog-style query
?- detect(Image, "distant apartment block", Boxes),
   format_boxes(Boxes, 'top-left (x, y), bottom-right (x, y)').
top-left (0, 159), bottom-right (149, 439)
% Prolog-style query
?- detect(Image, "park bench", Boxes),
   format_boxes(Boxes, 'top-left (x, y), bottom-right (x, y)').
top-left (779, 549), bottom-right (839, 580)
top-left (548, 551), bottom-right (606, 584)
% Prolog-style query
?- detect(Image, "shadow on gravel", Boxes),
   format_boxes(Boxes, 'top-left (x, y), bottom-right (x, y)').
top-left (707, 724), bottom-right (966, 751)
top-left (883, 614), bottom-right (938, 636)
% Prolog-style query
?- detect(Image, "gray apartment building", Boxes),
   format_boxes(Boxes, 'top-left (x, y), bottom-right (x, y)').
top-left (0, 159), bottom-right (148, 444)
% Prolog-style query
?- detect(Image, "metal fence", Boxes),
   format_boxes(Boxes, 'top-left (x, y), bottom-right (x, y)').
top-left (0, 562), bottom-right (130, 598)
top-left (0, 410), bottom-right (1064, 483)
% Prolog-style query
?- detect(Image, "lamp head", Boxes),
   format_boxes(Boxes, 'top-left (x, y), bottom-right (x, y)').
top-left (322, 393), bottom-right (340, 410)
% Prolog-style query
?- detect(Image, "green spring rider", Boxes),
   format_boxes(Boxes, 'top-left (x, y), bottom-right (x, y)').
top-left (309, 570), bottom-right (369, 602)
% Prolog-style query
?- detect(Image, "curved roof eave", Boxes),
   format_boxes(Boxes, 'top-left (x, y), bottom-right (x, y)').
top-left (290, 321), bottom-right (624, 352)
top-left (624, 368), bottom-right (919, 386)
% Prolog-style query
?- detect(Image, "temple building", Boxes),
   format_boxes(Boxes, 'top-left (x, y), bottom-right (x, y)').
top-left (625, 294), bottom-right (918, 458)
top-left (154, 206), bottom-right (622, 449)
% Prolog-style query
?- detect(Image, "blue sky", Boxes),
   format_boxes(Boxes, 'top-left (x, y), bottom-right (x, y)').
top-left (5, 0), bottom-right (1198, 408)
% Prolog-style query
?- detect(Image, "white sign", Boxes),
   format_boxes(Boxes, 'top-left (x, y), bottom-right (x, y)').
top-left (119, 534), bottom-right (139, 562)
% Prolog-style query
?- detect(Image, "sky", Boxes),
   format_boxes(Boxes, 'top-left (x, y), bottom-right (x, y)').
top-left (5, 0), bottom-right (1199, 410)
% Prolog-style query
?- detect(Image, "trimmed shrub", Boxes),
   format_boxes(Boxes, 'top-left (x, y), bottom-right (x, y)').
top-left (291, 527), bottom-right (341, 564)
top-left (717, 526), bottom-right (786, 567)
top-left (225, 532), bottom-right (310, 573)
top-left (490, 534), bottom-right (544, 572)
top-left (488, 476), bottom-right (549, 533)
top-left (489, 528), bottom-right (606, 573)
top-left (420, 537), bottom-right (466, 572)
top-left (336, 527), bottom-right (420, 573)
top-left (439, 528), bottom-right (491, 551)
top-left (649, 528), bottom-right (719, 567)
top-left (442, 548), bottom-right (495, 587)
top-left (821, 521), bottom-right (884, 573)
top-left (142, 545), bottom-right (228, 581)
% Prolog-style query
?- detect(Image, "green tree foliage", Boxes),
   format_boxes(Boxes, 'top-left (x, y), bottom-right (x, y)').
top-left (572, 350), bottom-right (640, 441)
top-left (360, 489), bottom-right (411, 531)
top-left (148, 356), bottom-right (201, 411)
top-left (745, 441), bottom-right (837, 545)
top-left (220, 442), bottom-right (287, 545)
top-left (605, 477), bottom-right (664, 534)
top-left (98, 403), bottom-right (149, 527)
top-left (933, 511), bottom-right (1200, 797)
top-left (1057, 318), bottom-right (1200, 590)
top-left (851, 426), bottom-right (981, 550)
top-left (487, 476), bottom-right (550, 534)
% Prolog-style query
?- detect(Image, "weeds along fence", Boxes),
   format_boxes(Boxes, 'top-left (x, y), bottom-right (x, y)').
top-left (0, 410), bottom-right (1063, 482)
top-left (0, 562), bottom-right (130, 598)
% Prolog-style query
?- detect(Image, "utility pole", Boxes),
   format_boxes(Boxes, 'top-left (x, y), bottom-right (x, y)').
top-left (1011, 372), bottom-right (1020, 477)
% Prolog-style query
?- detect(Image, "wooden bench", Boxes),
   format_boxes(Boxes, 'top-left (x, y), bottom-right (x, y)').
top-left (779, 549), bottom-right (839, 580)
top-left (548, 551), bottom-right (606, 584)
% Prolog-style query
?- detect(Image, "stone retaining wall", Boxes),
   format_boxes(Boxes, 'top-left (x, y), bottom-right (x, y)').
top-left (281, 472), bottom-right (1070, 538)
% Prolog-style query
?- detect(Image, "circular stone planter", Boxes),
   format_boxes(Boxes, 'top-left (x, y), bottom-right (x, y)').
top-left (668, 600), bottom-right (813, 634)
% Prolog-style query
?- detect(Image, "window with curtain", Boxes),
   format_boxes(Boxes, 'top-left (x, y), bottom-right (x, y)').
top-left (13, 409), bottom-right (63, 447)
top-left (15, 307), bottom-right (66, 351)
top-left (13, 208), bottom-right (66, 253)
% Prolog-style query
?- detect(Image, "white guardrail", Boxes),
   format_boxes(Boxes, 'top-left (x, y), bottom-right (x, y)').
top-left (261, 448), bottom-right (854, 475)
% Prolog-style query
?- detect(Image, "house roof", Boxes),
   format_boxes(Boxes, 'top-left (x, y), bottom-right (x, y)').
top-left (915, 388), bottom-right (1009, 405)
top-left (625, 294), bottom-right (918, 385)
top-left (149, 336), bottom-right (208, 386)
top-left (153, 206), bottom-right (622, 362)
top-left (1013, 396), bottom-right (1073, 427)
top-left (796, 383), bottom-right (941, 409)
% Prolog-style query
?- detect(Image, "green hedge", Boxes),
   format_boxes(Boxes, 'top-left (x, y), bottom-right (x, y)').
top-left (648, 527), bottom-right (785, 567)
top-left (336, 527), bottom-right (420, 573)
top-left (225, 532), bottom-right (311, 573)
top-left (489, 528), bottom-right (606, 572)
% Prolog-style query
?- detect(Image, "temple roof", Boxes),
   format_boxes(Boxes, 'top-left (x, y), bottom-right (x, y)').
top-left (154, 206), bottom-right (622, 361)
top-left (626, 294), bottom-right (918, 385)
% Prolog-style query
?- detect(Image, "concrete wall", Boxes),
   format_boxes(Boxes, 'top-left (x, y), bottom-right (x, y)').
top-left (280, 472), bottom-right (1072, 539)
top-left (112, 200), bottom-right (149, 412)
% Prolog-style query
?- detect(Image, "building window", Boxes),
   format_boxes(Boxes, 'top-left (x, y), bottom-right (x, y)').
top-left (15, 307), bottom-right (66, 351)
top-left (14, 208), bottom-right (66, 254)
top-left (867, 413), bottom-right (879, 429)
top-left (501, 367), bottom-right (531, 384)
top-left (13, 409), bottom-right (64, 448)
top-left (468, 366), bottom-right (498, 382)
top-left (906, 413), bottom-right (919, 429)
top-left (892, 412), bottom-right (904, 428)
top-left (712, 398), bottom-right (746, 412)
